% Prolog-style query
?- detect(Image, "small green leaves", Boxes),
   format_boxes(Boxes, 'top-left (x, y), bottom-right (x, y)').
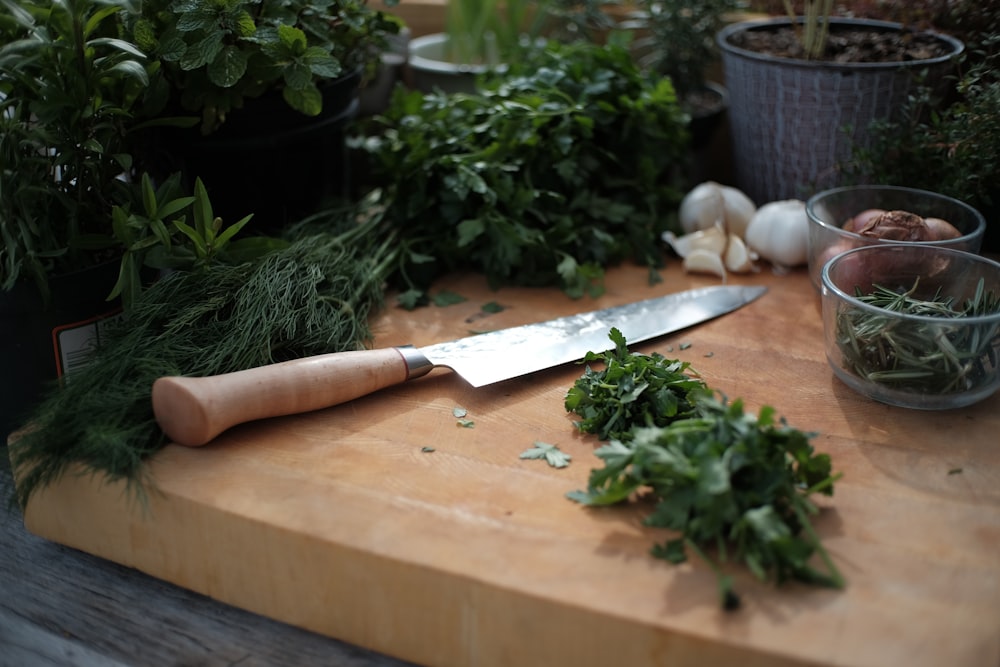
top-left (453, 406), bottom-right (473, 428)
top-left (565, 328), bottom-right (709, 441)
top-left (207, 45), bottom-right (247, 88)
top-left (520, 442), bottom-right (571, 469)
top-left (566, 330), bottom-right (844, 609)
top-left (434, 291), bottom-right (467, 307)
top-left (359, 39), bottom-right (688, 303)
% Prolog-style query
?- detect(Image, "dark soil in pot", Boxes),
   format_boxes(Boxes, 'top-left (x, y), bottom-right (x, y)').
top-left (728, 24), bottom-right (956, 62)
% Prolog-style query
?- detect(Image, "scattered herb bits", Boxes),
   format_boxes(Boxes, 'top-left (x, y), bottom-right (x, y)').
top-left (566, 330), bottom-right (843, 609)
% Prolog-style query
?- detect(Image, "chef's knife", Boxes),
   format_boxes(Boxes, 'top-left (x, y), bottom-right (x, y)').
top-left (152, 284), bottom-right (766, 447)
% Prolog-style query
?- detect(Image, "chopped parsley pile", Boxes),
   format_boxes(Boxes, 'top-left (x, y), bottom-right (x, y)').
top-left (565, 329), bottom-right (844, 609)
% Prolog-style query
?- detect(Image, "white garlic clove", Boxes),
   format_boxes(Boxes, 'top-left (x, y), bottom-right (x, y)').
top-left (724, 234), bottom-right (754, 273)
top-left (679, 182), bottom-right (726, 234)
top-left (683, 248), bottom-right (727, 279)
top-left (718, 185), bottom-right (757, 238)
top-left (662, 225), bottom-right (727, 258)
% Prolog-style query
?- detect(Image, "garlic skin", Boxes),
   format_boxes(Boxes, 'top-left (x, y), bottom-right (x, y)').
top-left (718, 186), bottom-right (756, 238)
top-left (662, 224), bottom-right (727, 258)
top-left (679, 182), bottom-right (725, 234)
top-left (745, 199), bottom-right (809, 268)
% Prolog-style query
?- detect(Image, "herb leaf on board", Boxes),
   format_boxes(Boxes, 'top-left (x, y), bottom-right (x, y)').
top-left (520, 442), bottom-right (572, 469)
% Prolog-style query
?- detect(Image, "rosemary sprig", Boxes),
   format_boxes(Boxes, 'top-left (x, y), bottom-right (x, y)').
top-left (836, 277), bottom-right (1000, 395)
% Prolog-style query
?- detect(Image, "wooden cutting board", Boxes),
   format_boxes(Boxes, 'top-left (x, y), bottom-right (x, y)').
top-left (16, 263), bottom-right (1000, 667)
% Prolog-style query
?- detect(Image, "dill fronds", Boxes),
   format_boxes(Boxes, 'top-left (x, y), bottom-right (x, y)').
top-left (9, 212), bottom-right (396, 509)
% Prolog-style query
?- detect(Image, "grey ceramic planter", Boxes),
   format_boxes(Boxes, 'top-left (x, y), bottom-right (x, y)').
top-left (408, 33), bottom-right (504, 95)
top-left (717, 18), bottom-right (963, 205)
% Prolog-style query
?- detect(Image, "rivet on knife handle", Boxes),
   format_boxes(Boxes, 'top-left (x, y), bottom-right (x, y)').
top-left (152, 347), bottom-right (431, 447)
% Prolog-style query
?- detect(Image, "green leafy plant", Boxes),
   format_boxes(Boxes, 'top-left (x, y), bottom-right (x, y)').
top-left (108, 173), bottom-right (287, 308)
top-left (541, 0), bottom-right (623, 45)
top-left (626, 0), bottom-right (741, 100)
top-left (0, 0), bottom-right (150, 299)
top-left (358, 39), bottom-right (690, 305)
top-left (445, 0), bottom-right (529, 65)
top-left (565, 330), bottom-right (844, 609)
top-left (847, 1), bottom-right (1000, 251)
top-left (129, 0), bottom-right (401, 133)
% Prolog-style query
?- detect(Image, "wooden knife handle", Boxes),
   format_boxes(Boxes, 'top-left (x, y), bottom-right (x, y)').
top-left (152, 348), bottom-right (420, 447)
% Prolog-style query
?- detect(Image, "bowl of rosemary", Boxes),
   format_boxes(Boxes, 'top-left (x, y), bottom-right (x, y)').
top-left (806, 185), bottom-right (987, 291)
top-left (821, 244), bottom-right (1000, 410)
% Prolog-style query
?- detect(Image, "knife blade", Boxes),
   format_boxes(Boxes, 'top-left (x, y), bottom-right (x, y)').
top-left (152, 284), bottom-right (766, 447)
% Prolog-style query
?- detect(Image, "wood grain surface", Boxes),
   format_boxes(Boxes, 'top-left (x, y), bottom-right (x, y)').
top-left (12, 263), bottom-right (1000, 667)
top-left (0, 460), bottom-right (414, 667)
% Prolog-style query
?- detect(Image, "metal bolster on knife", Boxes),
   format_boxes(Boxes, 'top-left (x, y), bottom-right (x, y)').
top-left (397, 345), bottom-right (435, 380)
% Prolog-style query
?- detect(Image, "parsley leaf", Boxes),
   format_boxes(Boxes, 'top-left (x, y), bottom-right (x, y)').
top-left (520, 442), bottom-right (572, 469)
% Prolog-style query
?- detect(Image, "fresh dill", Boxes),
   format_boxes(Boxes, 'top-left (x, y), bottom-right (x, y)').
top-left (8, 210), bottom-right (396, 508)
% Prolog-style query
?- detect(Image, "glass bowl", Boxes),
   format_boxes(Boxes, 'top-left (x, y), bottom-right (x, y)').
top-left (806, 185), bottom-right (986, 290)
top-left (821, 244), bottom-right (1000, 410)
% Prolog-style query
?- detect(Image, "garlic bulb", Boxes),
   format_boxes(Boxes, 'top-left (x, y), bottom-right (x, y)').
top-left (679, 182), bottom-right (725, 234)
top-left (678, 181), bottom-right (756, 235)
top-left (718, 186), bottom-right (756, 238)
top-left (745, 199), bottom-right (809, 268)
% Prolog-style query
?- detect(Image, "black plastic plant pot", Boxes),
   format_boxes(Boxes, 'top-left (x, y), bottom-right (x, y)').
top-left (148, 70), bottom-right (364, 232)
top-left (0, 261), bottom-right (122, 444)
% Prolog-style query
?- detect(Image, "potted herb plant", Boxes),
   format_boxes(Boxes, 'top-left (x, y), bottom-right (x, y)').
top-left (716, 0), bottom-right (964, 205)
top-left (846, 0), bottom-right (1000, 253)
top-left (623, 0), bottom-right (741, 184)
top-left (406, 0), bottom-right (625, 94)
top-left (127, 0), bottom-right (401, 228)
top-left (406, 0), bottom-right (543, 94)
top-left (0, 0), bottom-right (152, 440)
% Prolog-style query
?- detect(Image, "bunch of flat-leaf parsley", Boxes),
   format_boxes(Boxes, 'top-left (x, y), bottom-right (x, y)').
top-left (565, 330), bottom-right (844, 610)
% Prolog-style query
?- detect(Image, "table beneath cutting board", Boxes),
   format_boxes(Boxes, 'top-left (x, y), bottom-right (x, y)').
top-left (5, 262), bottom-right (1000, 667)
